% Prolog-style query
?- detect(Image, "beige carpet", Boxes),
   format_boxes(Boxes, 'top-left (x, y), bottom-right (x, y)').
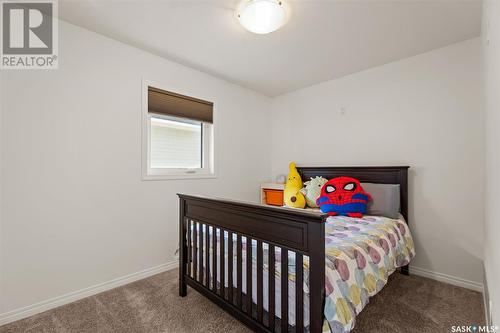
top-left (0, 269), bottom-right (484, 333)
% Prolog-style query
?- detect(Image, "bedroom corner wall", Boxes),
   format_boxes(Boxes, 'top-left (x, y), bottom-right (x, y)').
top-left (0, 20), bottom-right (271, 318)
top-left (482, 0), bottom-right (500, 325)
top-left (269, 38), bottom-right (485, 286)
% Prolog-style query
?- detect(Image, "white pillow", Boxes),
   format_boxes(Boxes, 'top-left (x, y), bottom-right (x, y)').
top-left (361, 183), bottom-right (400, 219)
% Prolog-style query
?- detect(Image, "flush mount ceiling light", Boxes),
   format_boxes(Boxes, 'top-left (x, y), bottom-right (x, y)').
top-left (237, 0), bottom-right (287, 34)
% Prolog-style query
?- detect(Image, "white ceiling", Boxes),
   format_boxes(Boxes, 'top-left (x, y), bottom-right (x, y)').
top-left (59, 0), bottom-right (482, 96)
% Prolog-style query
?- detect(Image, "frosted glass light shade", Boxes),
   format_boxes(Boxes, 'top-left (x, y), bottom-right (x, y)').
top-left (238, 0), bottom-right (286, 34)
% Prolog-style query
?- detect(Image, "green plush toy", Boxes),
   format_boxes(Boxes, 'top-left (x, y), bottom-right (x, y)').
top-left (300, 176), bottom-right (328, 208)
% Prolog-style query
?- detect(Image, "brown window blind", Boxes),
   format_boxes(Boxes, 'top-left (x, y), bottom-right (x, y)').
top-left (148, 86), bottom-right (213, 123)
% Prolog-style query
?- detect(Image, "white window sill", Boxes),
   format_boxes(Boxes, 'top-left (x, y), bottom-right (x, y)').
top-left (142, 173), bottom-right (217, 181)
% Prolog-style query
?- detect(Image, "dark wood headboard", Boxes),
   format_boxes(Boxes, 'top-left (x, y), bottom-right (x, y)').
top-left (297, 166), bottom-right (410, 224)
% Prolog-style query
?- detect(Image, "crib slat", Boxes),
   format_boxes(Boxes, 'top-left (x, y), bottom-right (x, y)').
top-left (257, 240), bottom-right (264, 323)
top-left (180, 216), bottom-right (187, 297)
top-left (199, 223), bottom-right (204, 283)
top-left (296, 253), bottom-right (304, 333)
top-left (212, 227), bottom-right (217, 291)
top-left (206, 225), bottom-right (210, 288)
top-left (193, 222), bottom-right (198, 281)
top-left (228, 232), bottom-right (234, 304)
top-left (246, 237), bottom-right (252, 315)
top-left (237, 234), bottom-right (243, 309)
top-left (281, 249), bottom-right (288, 333)
top-left (220, 229), bottom-right (226, 298)
top-left (269, 244), bottom-right (275, 331)
top-left (187, 220), bottom-right (191, 278)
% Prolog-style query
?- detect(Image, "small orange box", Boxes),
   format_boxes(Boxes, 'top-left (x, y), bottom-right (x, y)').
top-left (264, 189), bottom-right (284, 206)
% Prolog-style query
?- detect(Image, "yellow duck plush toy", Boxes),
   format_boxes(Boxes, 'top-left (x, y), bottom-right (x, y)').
top-left (284, 162), bottom-right (306, 209)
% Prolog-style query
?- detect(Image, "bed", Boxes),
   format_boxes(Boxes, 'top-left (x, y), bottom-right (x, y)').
top-left (178, 166), bottom-right (413, 333)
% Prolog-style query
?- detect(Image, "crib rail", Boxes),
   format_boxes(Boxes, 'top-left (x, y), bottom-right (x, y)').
top-left (178, 194), bottom-right (326, 333)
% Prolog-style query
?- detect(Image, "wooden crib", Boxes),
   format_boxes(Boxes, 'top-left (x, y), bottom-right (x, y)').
top-left (178, 166), bottom-right (409, 333)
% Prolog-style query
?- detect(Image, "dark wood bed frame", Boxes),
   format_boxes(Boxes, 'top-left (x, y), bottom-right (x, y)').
top-left (178, 166), bottom-right (409, 333)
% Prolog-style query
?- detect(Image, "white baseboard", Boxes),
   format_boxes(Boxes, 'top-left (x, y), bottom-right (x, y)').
top-left (0, 261), bottom-right (179, 327)
top-left (410, 266), bottom-right (484, 292)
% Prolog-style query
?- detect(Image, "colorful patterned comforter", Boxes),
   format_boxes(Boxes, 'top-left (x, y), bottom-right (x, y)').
top-left (321, 215), bottom-right (414, 332)
top-left (192, 214), bottom-right (414, 332)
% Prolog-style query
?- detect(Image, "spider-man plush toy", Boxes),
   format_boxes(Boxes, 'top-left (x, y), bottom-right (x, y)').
top-left (316, 177), bottom-right (372, 218)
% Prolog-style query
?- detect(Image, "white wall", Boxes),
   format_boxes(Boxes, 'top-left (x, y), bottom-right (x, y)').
top-left (269, 38), bottom-right (484, 285)
top-left (0, 21), bottom-right (270, 315)
top-left (482, 0), bottom-right (500, 325)
top-left (0, 68), bottom-right (4, 314)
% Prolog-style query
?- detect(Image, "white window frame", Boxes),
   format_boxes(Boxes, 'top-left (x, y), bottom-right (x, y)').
top-left (141, 79), bottom-right (217, 180)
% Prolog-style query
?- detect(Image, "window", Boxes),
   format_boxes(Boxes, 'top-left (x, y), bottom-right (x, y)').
top-left (150, 116), bottom-right (202, 169)
top-left (142, 84), bottom-right (215, 180)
